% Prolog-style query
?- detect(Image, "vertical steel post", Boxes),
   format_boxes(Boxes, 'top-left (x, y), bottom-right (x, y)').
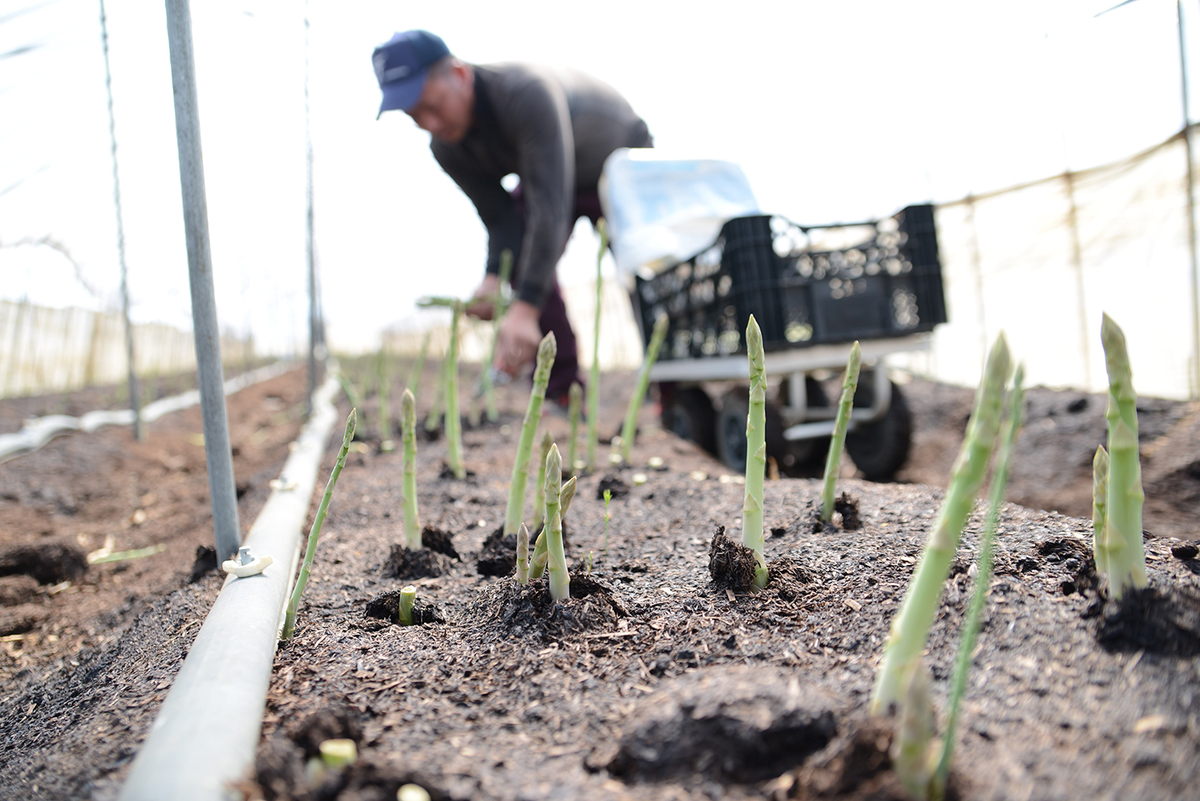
top-left (164, 0), bottom-right (240, 559)
top-left (305, 1), bottom-right (318, 415)
top-left (1179, 0), bottom-right (1200, 399)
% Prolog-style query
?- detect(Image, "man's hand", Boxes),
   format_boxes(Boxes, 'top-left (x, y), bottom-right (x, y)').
top-left (466, 274), bottom-right (502, 320)
top-left (494, 300), bottom-right (543, 377)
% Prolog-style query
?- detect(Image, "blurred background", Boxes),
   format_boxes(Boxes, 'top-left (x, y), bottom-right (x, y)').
top-left (2, 0), bottom-right (1198, 399)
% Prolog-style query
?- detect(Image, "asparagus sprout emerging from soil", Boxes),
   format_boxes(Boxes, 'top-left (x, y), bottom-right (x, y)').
top-left (567, 381), bottom-right (583, 476)
top-left (893, 665), bottom-right (939, 799)
top-left (870, 334), bottom-right (1011, 713)
top-left (516, 522), bottom-right (531, 584)
top-left (282, 408), bottom-right (357, 640)
top-left (481, 249), bottom-right (514, 423)
top-left (620, 312), bottom-right (670, 463)
top-left (504, 332), bottom-right (557, 537)
top-left (425, 355), bottom-right (449, 433)
top-left (319, 738), bottom-right (357, 769)
top-left (1099, 313), bottom-right (1147, 599)
top-left (603, 488), bottom-right (612, 564)
top-left (1092, 445), bottom-right (1109, 576)
top-left (401, 389), bottom-right (421, 549)
top-left (543, 443), bottom-right (571, 600)
top-left (587, 219), bottom-right (608, 471)
top-left (529, 473), bottom-right (576, 581)
top-left (930, 365), bottom-right (1025, 799)
top-left (418, 297), bottom-right (466, 478)
top-left (533, 430), bottom-right (553, 529)
top-left (741, 314), bottom-right (770, 590)
top-left (820, 341), bottom-right (862, 523)
top-left (398, 585), bottom-right (417, 626)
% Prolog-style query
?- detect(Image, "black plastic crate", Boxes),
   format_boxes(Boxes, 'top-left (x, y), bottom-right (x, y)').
top-left (634, 204), bottom-right (947, 361)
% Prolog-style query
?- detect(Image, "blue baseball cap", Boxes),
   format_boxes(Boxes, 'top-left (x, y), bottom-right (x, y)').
top-left (373, 30), bottom-right (450, 118)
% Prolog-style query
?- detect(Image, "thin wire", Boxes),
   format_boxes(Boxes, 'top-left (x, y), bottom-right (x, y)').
top-left (99, 0), bottom-right (142, 438)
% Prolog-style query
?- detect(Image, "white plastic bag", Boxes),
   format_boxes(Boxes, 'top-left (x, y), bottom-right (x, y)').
top-left (599, 149), bottom-right (760, 279)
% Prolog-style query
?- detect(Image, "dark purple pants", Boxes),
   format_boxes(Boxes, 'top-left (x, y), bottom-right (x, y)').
top-left (509, 186), bottom-right (605, 400)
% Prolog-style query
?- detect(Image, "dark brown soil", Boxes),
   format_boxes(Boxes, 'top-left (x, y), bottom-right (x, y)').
top-left (1, 360), bottom-right (1199, 801)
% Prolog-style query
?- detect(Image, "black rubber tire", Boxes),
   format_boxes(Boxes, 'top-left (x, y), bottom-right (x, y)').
top-left (715, 389), bottom-right (750, 473)
top-left (845, 376), bottom-right (912, 482)
top-left (661, 386), bottom-right (717, 455)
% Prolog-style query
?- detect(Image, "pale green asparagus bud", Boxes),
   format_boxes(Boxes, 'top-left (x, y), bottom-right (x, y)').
top-left (398, 585), bottom-right (416, 626)
top-left (417, 297), bottom-right (466, 476)
top-left (530, 474), bottom-right (577, 581)
top-left (1092, 445), bottom-right (1109, 577)
top-left (1100, 313), bottom-right (1147, 599)
top-left (504, 332), bottom-right (557, 536)
top-left (820, 342), bottom-right (862, 523)
top-left (516, 522), bottom-right (531, 585)
top-left (587, 219), bottom-right (607, 471)
top-left (282, 408), bottom-right (357, 640)
top-left (559, 475), bottom-right (577, 516)
top-left (934, 365), bottom-right (1025, 798)
top-left (401, 389), bottom-right (421, 549)
top-left (533, 430), bottom-right (553, 529)
top-left (566, 381), bottom-right (583, 476)
top-left (319, 739), bottom-right (357, 769)
top-left (741, 315), bottom-right (770, 590)
top-left (870, 334), bottom-right (1011, 713)
top-left (544, 444), bottom-right (570, 601)
top-left (621, 313), bottom-right (671, 463)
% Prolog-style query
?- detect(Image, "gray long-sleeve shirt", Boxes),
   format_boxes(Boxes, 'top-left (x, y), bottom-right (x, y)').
top-left (431, 63), bottom-right (652, 308)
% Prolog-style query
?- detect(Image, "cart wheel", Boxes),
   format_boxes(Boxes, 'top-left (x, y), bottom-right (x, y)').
top-left (715, 388), bottom-right (790, 474)
top-left (716, 389), bottom-right (750, 473)
top-left (661, 387), bottom-right (716, 455)
top-left (845, 376), bottom-right (912, 482)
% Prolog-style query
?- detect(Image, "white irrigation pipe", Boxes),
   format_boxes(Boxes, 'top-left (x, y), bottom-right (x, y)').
top-left (0, 361), bottom-right (294, 465)
top-left (120, 370), bottom-right (340, 801)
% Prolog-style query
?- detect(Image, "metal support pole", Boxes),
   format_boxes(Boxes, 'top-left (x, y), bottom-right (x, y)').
top-left (99, 0), bottom-right (142, 441)
top-left (1179, 0), bottom-right (1200, 399)
top-left (164, 0), bottom-right (240, 559)
top-left (305, 1), bottom-right (318, 416)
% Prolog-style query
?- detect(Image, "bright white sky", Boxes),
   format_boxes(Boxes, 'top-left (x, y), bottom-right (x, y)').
top-left (0, 0), bottom-right (1195, 353)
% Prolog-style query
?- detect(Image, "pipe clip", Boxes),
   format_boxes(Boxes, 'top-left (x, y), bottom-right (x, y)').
top-left (223, 545), bottom-right (273, 578)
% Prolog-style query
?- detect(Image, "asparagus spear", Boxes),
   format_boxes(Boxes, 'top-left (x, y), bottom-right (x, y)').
top-left (820, 341), bottom-right (862, 523)
top-left (566, 381), bottom-right (583, 477)
top-left (400, 389), bottom-right (421, 549)
top-left (544, 444), bottom-right (571, 600)
top-left (1092, 445), bottom-right (1109, 577)
top-left (503, 332), bottom-right (557, 537)
top-left (741, 315), bottom-right (770, 590)
top-left (1099, 313), bottom-right (1147, 598)
top-left (587, 219), bottom-right (607, 471)
top-left (620, 312), bottom-right (670, 463)
top-left (282, 408), bottom-right (357, 640)
top-left (870, 334), bottom-right (1011, 713)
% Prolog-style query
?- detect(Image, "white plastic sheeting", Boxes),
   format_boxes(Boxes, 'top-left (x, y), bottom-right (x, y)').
top-left (0, 360), bottom-right (293, 463)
